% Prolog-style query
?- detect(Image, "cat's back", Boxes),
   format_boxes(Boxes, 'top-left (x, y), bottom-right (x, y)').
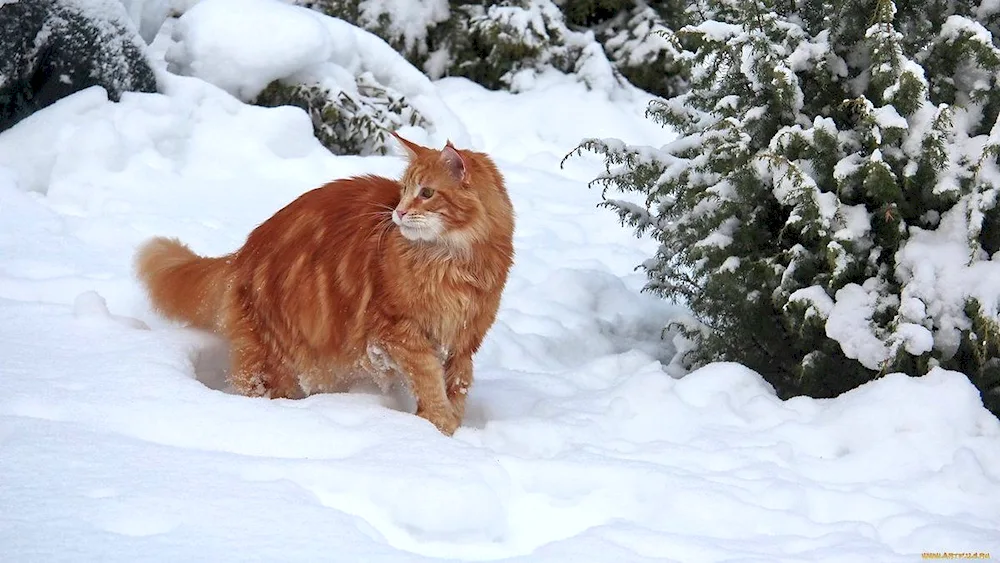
top-left (278, 174), bottom-right (400, 223)
top-left (315, 174), bottom-right (401, 219)
top-left (240, 174), bottom-right (399, 251)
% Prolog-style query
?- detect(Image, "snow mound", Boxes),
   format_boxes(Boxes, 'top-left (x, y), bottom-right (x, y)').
top-left (166, 0), bottom-right (333, 100)
top-left (165, 0), bottom-right (467, 146)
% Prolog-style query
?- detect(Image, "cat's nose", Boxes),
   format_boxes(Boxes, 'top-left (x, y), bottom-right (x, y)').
top-left (396, 209), bottom-right (408, 218)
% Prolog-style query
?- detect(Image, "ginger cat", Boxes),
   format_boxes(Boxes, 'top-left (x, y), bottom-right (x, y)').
top-left (135, 133), bottom-right (515, 435)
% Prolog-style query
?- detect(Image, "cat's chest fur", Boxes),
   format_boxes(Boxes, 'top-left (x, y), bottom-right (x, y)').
top-left (406, 255), bottom-right (481, 346)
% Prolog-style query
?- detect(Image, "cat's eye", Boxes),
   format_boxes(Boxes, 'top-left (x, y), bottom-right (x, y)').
top-left (419, 187), bottom-right (435, 199)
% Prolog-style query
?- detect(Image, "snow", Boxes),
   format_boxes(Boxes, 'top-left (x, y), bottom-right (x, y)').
top-left (834, 152), bottom-right (864, 182)
top-left (835, 203), bottom-right (872, 241)
top-left (469, 0), bottom-right (624, 95)
top-left (894, 322), bottom-right (935, 356)
top-left (166, 0), bottom-right (333, 100)
top-left (601, 4), bottom-right (672, 68)
top-left (788, 285), bottom-right (834, 319)
top-left (164, 0), bottom-right (467, 146)
top-left (695, 216), bottom-right (738, 249)
top-left (787, 30), bottom-right (830, 73)
top-left (873, 105), bottom-right (908, 131)
top-left (2, 3), bottom-right (1000, 561)
top-left (117, 0), bottom-right (174, 42)
top-left (686, 20), bottom-right (743, 42)
top-left (309, 14), bottom-right (468, 143)
top-left (977, 0), bottom-right (1000, 19)
top-left (896, 202), bottom-right (1000, 356)
top-left (567, 39), bottom-right (621, 95)
top-left (356, 0), bottom-right (449, 55)
top-left (940, 14), bottom-right (994, 45)
top-left (826, 281), bottom-right (891, 370)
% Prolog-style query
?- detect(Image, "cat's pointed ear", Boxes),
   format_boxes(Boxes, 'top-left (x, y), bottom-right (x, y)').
top-left (391, 130), bottom-right (424, 159)
top-left (441, 141), bottom-right (466, 182)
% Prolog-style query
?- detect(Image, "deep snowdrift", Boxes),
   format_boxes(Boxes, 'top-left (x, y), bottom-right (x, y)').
top-left (1, 4), bottom-right (999, 562)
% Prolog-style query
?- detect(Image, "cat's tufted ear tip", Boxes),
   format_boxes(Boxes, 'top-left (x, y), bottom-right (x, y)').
top-left (391, 130), bottom-right (423, 159)
top-left (440, 144), bottom-right (466, 182)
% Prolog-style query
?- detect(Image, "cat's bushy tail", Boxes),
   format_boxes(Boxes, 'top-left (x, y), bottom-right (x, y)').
top-left (135, 237), bottom-right (231, 332)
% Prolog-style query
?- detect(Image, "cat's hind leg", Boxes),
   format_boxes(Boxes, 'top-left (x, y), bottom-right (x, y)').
top-left (227, 317), bottom-right (302, 399)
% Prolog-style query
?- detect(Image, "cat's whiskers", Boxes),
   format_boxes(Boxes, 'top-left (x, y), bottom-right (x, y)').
top-left (357, 210), bottom-right (393, 219)
top-left (362, 215), bottom-right (392, 247)
top-left (360, 202), bottom-right (395, 251)
top-left (358, 205), bottom-right (397, 239)
top-left (374, 218), bottom-right (395, 252)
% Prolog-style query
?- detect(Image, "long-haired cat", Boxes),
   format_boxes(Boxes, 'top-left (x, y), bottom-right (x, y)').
top-left (135, 133), bottom-right (515, 435)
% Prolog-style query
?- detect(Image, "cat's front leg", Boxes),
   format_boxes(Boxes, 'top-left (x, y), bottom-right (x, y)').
top-left (444, 355), bottom-right (473, 423)
top-left (384, 342), bottom-right (460, 435)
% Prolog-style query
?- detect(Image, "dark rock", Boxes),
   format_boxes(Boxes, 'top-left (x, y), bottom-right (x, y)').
top-left (0, 0), bottom-right (158, 133)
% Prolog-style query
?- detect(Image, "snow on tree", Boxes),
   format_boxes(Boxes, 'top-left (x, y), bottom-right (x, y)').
top-left (253, 73), bottom-right (430, 156)
top-left (0, 0), bottom-right (158, 132)
top-left (567, 0), bottom-right (1000, 416)
top-left (590, 0), bottom-right (688, 98)
top-left (296, 0), bottom-right (687, 96)
top-left (448, 0), bottom-right (624, 91)
top-left (293, 0), bottom-right (450, 64)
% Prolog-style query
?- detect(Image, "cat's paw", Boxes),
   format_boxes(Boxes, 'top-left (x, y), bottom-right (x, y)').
top-left (417, 405), bottom-right (461, 436)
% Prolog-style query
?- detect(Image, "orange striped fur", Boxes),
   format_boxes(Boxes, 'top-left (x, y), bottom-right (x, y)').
top-left (135, 134), bottom-right (515, 434)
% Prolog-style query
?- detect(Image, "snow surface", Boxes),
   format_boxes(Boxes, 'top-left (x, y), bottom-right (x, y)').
top-left (2, 5), bottom-right (1000, 561)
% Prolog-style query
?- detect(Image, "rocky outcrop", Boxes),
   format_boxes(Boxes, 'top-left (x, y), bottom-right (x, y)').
top-left (0, 0), bottom-right (158, 132)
